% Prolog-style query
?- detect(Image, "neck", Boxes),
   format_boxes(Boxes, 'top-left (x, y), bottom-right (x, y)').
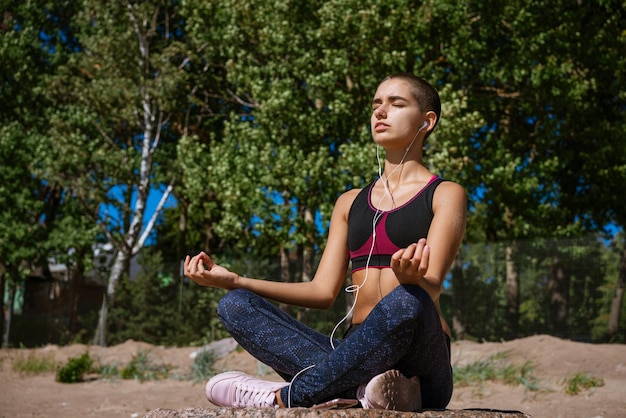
top-left (382, 159), bottom-right (426, 185)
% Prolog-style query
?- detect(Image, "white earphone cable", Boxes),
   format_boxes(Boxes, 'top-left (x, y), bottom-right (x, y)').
top-left (287, 121), bottom-right (427, 403)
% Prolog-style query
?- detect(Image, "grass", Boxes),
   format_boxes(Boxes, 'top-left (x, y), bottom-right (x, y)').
top-left (7, 346), bottom-right (607, 398)
top-left (454, 352), bottom-right (540, 397)
top-left (563, 372), bottom-right (604, 395)
top-left (98, 362), bottom-right (121, 381)
top-left (15, 346), bottom-right (217, 384)
top-left (12, 352), bottom-right (58, 374)
top-left (120, 350), bottom-right (170, 382)
top-left (189, 348), bottom-right (216, 383)
top-left (50, 349), bottom-right (170, 383)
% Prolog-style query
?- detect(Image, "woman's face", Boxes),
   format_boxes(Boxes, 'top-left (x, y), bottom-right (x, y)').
top-left (370, 78), bottom-right (424, 150)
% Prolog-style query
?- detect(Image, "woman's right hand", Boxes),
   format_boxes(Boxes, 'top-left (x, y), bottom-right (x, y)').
top-left (183, 252), bottom-right (239, 289)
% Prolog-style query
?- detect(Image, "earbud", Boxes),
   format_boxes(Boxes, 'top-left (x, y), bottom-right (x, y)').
top-left (403, 121), bottom-right (429, 153)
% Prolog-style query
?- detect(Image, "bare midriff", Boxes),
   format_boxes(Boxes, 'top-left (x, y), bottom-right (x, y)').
top-left (350, 267), bottom-right (450, 338)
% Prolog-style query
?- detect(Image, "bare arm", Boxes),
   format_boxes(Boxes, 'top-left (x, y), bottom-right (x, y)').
top-left (184, 190), bottom-right (357, 309)
top-left (390, 181), bottom-right (467, 298)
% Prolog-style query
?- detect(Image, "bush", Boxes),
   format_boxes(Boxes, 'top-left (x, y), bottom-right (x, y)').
top-left (56, 352), bottom-right (93, 383)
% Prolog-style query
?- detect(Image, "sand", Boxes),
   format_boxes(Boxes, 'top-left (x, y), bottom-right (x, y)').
top-left (0, 335), bottom-right (624, 418)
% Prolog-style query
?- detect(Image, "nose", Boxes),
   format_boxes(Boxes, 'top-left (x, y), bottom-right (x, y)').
top-left (373, 105), bottom-right (386, 119)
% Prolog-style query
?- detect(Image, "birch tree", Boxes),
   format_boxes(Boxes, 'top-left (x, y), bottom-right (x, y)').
top-left (43, 0), bottom-right (184, 345)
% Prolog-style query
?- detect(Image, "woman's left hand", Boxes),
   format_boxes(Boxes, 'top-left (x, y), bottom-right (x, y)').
top-left (390, 238), bottom-right (430, 284)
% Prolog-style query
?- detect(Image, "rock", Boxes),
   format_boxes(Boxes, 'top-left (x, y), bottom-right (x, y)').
top-left (144, 408), bottom-right (531, 418)
top-left (190, 338), bottom-right (239, 360)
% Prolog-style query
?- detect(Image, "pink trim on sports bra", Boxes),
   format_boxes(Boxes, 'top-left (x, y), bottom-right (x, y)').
top-left (348, 175), bottom-right (441, 272)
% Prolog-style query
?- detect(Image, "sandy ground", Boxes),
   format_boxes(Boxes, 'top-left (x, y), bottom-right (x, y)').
top-left (0, 335), bottom-right (624, 418)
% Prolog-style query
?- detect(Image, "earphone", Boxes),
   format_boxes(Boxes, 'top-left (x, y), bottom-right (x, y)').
top-left (328, 119), bottom-right (430, 346)
top-left (287, 119), bottom-right (430, 406)
top-left (405, 121), bottom-right (428, 152)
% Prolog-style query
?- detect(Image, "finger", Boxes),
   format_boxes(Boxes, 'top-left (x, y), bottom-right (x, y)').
top-left (185, 255), bottom-right (198, 275)
top-left (401, 243), bottom-right (416, 261)
top-left (188, 254), bottom-right (196, 267)
top-left (190, 255), bottom-right (203, 274)
top-left (413, 238), bottom-right (426, 254)
top-left (391, 248), bottom-right (405, 269)
top-left (408, 240), bottom-right (423, 264)
top-left (417, 244), bottom-right (430, 274)
top-left (198, 252), bottom-right (214, 268)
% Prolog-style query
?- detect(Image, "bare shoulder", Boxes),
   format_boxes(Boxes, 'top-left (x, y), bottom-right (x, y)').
top-left (336, 188), bottom-right (361, 207)
top-left (329, 188), bottom-right (361, 221)
top-left (434, 180), bottom-right (467, 207)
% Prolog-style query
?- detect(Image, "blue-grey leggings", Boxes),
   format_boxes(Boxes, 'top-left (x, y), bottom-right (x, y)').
top-left (217, 285), bottom-right (452, 409)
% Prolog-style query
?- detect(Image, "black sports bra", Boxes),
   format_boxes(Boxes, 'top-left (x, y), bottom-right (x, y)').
top-left (347, 176), bottom-right (443, 272)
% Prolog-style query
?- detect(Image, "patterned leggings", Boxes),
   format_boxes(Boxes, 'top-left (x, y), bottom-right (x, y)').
top-left (217, 285), bottom-right (452, 408)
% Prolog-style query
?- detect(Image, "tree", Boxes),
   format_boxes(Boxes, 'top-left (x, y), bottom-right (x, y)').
top-left (607, 233), bottom-right (626, 342)
top-left (0, 126), bottom-right (46, 347)
top-left (42, 0), bottom-right (185, 345)
top-left (437, 0), bottom-right (626, 337)
top-left (0, 0), bottom-right (87, 346)
top-left (180, 0), bottom-right (482, 314)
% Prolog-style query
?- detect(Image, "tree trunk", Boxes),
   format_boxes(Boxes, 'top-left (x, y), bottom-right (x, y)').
top-left (0, 265), bottom-right (5, 346)
top-left (68, 247), bottom-right (87, 338)
top-left (93, 294), bottom-right (107, 347)
top-left (296, 207), bottom-right (315, 323)
top-left (505, 241), bottom-right (520, 338)
top-left (68, 266), bottom-right (81, 338)
top-left (450, 256), bottom-right (466, 340)
top-left (176, 201), bottom-right (188, 282)
top-left (301, 207), bottom-right (314, 283)
top-left (547, 255), bottom-right (569, 338)
top-left (107, 251), bottom-right (130, 300)
top-left (93, 250), bottom-right (130, 346)
top-left (279, 245), bottom-right (290, 313)
top-left (2, 282), bottom-right (16, 348)
top-left (607, 246), bottom-right (626, 341)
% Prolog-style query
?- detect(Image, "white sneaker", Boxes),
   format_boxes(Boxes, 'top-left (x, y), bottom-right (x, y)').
top-left (357, 369), bottom-right (421, 411)
top-left (205, 371), bottom-right (288, 408)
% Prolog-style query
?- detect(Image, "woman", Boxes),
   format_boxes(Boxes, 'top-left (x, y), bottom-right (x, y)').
top-left (184, 73), bottom-right (466, 411)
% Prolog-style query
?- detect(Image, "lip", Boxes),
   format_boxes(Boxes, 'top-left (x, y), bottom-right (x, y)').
top-left (374, 122), bottom-right (389, 132)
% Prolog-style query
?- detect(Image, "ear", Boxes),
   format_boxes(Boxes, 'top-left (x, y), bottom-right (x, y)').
top-left (423, 111), bottom-right (438, 133)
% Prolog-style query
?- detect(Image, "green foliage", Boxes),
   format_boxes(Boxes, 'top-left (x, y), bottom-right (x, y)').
top-left (450, 0), bottom-right (626, 242)
top-left (39, 0), bottom-right (183, 244)
top-left (97, 362), bottom-right (121, 381)
top-left (56, 352), bottom-right (93, 383)
top-left (179, 0), bottom-right (486, 299)
top-left (2, 0), bottom-right (625, 348)
top-left (106, 248), bottom-right (229, 346)
top-left (189, 349), bottom-right (216, 383)
top-left (120, 350), bottom-right (169, 382)
top-left (563, 372), bottom-right (605, 395)
top-left (454, 235), bottom-right (620, 342)
top-left (454, 352), bottom-right (540, 396)
top-left (12, 352), bottom-right (58, 374)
